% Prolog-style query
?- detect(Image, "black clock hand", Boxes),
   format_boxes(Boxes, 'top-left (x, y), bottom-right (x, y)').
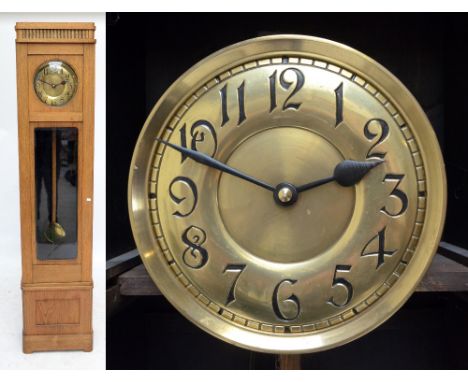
top-left (51, 80), bottom-right (67, 89)
top-left (297, 159), bottom-right (383, 192)
top-left (38, 79), bottom-right (55, 87)
top-left (156, 138), bottom-right (275, 192)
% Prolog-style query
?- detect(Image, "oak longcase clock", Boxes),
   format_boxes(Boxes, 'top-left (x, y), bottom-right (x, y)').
top-left (16, 22), bottom-right (95, 353)
top-left (129, 35), bottom-right (446, 353)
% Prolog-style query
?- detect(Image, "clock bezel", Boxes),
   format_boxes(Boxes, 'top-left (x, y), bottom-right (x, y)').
top-left (33, 59), bottom-right (78, 107)
top-left (128, 35), bottom-right (446, 353)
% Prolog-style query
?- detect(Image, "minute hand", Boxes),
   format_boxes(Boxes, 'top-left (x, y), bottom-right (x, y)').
top-left (156, 138), bottom-right (275, 192)
top-left (297, 159), bottom-right (383, 193)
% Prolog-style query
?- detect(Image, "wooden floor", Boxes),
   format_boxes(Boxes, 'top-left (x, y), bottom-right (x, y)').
top-left (117, 254), bottom-right (468, 297)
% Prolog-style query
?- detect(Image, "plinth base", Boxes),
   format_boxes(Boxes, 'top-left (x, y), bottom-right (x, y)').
top-left (23, 333), bottom-right (93, 353)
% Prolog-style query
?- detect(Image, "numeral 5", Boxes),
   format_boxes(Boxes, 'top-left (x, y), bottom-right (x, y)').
top-left (328, 265), bottom-right (353, 307)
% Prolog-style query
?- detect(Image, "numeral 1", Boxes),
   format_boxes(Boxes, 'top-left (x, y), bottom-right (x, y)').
top-left (334, 82), bottom-right (343, 127)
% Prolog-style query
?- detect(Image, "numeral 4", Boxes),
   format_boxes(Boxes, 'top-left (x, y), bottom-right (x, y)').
top-left (361, 227), bottom-right (397, 269)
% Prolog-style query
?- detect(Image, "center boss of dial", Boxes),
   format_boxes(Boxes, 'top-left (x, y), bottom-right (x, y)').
top-left (217, 127), bottom-right (355, 264)
top-left (274, 182), bottom-right (297, 206)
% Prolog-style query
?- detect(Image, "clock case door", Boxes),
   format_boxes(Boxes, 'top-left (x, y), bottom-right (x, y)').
top-left (16, 23), bottom-right (95, 353)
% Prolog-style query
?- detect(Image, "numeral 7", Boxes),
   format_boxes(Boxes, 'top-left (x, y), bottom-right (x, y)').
top-left (223, 264), bottom-right (246, 305)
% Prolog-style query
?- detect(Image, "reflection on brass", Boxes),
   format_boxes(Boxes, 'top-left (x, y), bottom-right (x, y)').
top-left (129, 36), bottom-right (446, 353)
top-left (44, 222), bottom-right (66, 243)
top-left (277, 187), bottom-right (292, 203)
top-left (34, 60), bottom-right (78, 107)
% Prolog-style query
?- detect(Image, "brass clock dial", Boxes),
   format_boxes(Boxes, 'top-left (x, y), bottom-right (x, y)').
top-left (33, 60), bottom-right (78, 106)
top-left (129, 36), bottom-right (446, 353)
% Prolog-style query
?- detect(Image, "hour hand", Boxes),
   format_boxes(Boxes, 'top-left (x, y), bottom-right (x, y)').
top-left (156, 138), bottom-right (275, 192)
top-left (333, 159), bottom-right (384, 186)
top-left (297, 159), bottom-right (384, 192)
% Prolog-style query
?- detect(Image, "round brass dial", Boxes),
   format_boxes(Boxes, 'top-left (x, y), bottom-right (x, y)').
top-left (33, 60), bottom-right (78, 106)
top-left (129, 35), bottom-right (446, 353)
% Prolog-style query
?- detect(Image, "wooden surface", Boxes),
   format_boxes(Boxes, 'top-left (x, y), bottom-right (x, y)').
top-left (23, 333), bottom-right (92, 354)
top-left (277, 354), bottom-right (301, 370)
top-left (118, 254), bottom-right (468, 297)
top-left (22, 285), bottom-right (92, 336)
top-left (16, 22), bottom-right (95, 353)
top-left (107, 249), bottom-right (141, 281)
top-left (16, 22), bottom-right (95, 30)
top-left (16, 22), bottom-right (95, 44)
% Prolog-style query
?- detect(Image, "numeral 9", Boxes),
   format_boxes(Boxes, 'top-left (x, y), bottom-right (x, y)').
top-left (169, 176), bottom-right (198, 217)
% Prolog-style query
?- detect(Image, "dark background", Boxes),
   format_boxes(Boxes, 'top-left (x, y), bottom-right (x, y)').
top-left (106, 13), bottom-right (468, 369)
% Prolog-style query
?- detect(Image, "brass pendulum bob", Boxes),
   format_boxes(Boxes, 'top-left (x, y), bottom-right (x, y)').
top-left (44, 129), bottom-right (66, 243)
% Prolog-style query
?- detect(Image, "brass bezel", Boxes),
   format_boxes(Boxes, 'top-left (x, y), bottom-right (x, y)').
top-left (128, 35), bottom-right (446, 353)
top-left (33, 60), bottom-right (78, 107)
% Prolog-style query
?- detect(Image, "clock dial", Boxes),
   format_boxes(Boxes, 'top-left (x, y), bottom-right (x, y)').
top-left (34, 60), bottom-right (78, 106)
top-left (129, 36), bottom-right (446, 353)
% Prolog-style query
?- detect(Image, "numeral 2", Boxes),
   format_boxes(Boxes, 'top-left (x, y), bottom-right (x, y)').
top-left (364, 118), bottom-right (389, 159)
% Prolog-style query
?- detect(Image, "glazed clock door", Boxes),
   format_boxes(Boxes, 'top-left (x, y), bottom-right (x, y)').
top-left (34, 127), bottom-right (78, 261)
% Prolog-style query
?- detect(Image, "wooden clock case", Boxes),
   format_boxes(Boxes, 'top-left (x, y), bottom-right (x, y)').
top-left (15, 22), bottom-right (95, 353)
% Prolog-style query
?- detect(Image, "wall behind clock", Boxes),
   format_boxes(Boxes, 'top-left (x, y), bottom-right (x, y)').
top-left (0, 13), bottom-right (106, 369)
